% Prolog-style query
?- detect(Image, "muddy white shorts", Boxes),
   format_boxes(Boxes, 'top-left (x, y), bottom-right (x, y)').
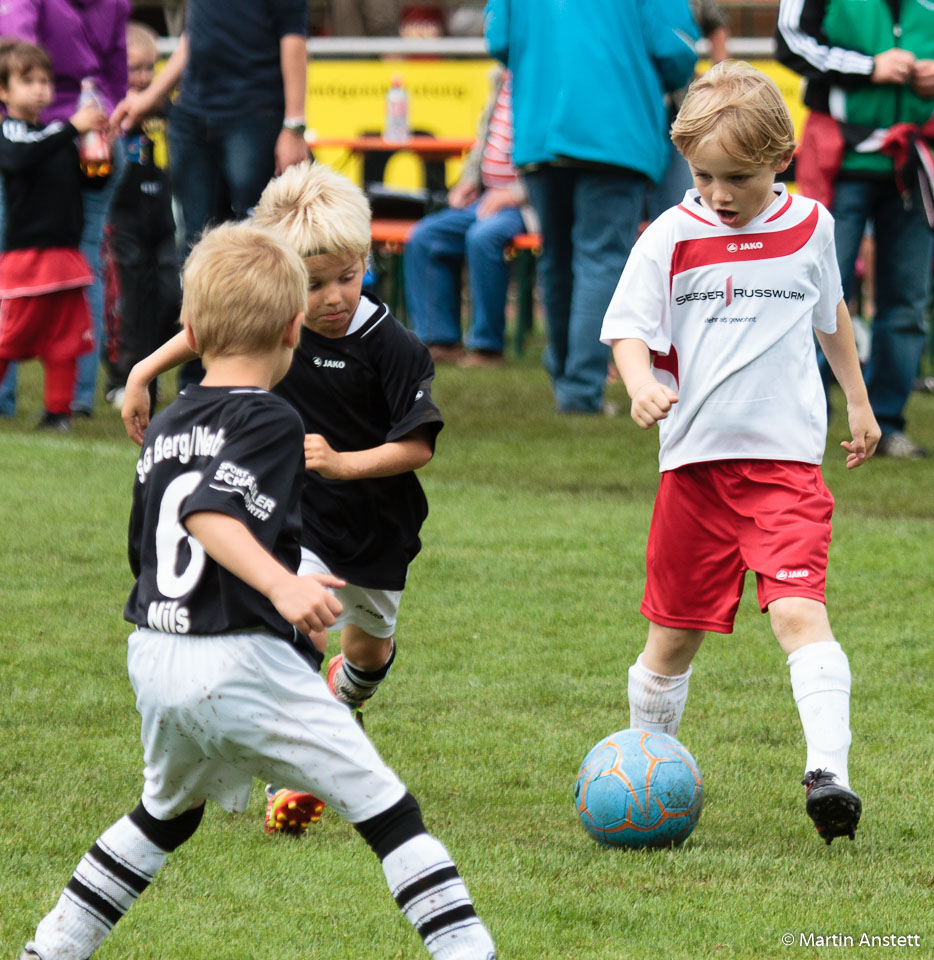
top-left (127, 627), bottom-right (406, 821)
top-left (299, 546), bottom-right (402, 639)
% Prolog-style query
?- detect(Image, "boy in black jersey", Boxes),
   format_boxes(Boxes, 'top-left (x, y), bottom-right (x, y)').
top-left (122, 162), bottom-right (443, 833)
top-left (0, 41), bottom-right (107, 431)
top-left (18, 221), bottom-right (496, 960)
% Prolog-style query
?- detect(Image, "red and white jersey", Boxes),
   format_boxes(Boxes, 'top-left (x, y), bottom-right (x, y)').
top-left (601, 186), bottom-right (842, 472)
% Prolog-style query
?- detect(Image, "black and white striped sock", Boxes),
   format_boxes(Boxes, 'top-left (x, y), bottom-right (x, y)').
top-left (27, 803), bottom-right (202, 960)
top-left (334, 642), bottom-right (396, 705)
top-left (382, 834), bottom-right (496, 959)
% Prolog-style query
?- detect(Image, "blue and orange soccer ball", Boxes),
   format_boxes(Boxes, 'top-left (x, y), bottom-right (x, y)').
top-left (575, 729), bottom-right (704, 849)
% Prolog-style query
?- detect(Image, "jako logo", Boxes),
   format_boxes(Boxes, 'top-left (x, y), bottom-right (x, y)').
top-left (313, 357), bottom-right (345, 369)
top-left (727, 241), bottom-right (764, 252)
top-left (776, 568), bottom-right (809, 581)
top-left (727, 242), bottom-right (738, 252)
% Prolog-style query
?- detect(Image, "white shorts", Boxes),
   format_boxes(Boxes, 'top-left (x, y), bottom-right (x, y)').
top-left (300, 546), bottom-right (402, 639)
top-left (127, 628), bottom-right (406, 821)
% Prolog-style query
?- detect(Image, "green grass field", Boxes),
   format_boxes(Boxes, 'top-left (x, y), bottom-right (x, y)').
top-left (1, 347), bottom-right (932, 959)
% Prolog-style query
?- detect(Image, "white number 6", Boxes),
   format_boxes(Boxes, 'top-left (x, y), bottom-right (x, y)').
top-left (155, 471), bottom-right (206, 598)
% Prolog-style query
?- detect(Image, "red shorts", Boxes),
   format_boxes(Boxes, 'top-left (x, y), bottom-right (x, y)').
top-left (641, 460), bottom-right (834, 633)
top-left (0, 287), bottom-right (92, 362)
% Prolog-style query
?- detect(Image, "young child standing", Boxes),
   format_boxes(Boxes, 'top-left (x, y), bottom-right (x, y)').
top-left (600, 61), bottom-right (880, 845)
top-left (18, 220), bottom-right (496, 960)
top-left (103, 21), bottom-right (179, 411)
top-left (0, 41), bottom-right (107, 431)
top-left (121, 161), bottom-right (443, 835)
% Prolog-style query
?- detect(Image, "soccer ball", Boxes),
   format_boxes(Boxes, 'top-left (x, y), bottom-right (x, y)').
top-left (574, 728), bottom-right (704, 849)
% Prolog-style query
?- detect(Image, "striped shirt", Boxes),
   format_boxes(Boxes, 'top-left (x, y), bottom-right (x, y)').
top-left (480, 72), bottom-right (518, 189)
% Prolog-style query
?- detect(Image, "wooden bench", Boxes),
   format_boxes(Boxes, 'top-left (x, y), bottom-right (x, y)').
top-left (368, 219), bottom-right (542, 354)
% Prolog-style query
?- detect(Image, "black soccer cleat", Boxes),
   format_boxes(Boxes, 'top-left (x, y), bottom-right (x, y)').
top-left (802, 768), bottom-right (861, 844)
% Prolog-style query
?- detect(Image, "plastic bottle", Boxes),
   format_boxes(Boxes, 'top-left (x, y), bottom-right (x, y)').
top-left (77, 77), bottom-right (112, 178)
top-left (384, 75), bottom-right (409, 144)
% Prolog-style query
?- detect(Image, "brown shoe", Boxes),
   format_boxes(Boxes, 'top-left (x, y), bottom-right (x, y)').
top-left (457, 350), bottom-right (505, 368)
top-left (428, 343), bottom-right (465, 364)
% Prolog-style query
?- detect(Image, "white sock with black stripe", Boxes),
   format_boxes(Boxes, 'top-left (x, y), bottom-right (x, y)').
top-left (28, 815), bottom-right (165, 960)
top-left (382, 834), bottom-right (496, 959)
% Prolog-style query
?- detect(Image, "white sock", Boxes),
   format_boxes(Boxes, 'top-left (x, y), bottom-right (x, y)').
top-left (788, 640), bottom-right (852, 786)
top-left (29, 815), bottom-right (166, 960)
top-left (628, 653), bottom-right (692, 736)
top-left (382, 834), bottom-right (496, 959)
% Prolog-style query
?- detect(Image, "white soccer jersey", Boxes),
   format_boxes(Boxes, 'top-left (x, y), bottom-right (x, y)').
top-left (601, 186), bottom-right (843, 471)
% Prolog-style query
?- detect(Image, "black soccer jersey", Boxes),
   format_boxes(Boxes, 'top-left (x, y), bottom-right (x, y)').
top-left (124, 385), bottom-right (309, 645)
top-left (274, 291), bottom-right (443, 590)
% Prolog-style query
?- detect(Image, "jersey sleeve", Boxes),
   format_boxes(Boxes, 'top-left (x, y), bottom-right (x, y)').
top-left (178, 400), bottom-right (304, 547)
top-left (600, 222), bottom-right (673, 355)
top-left (812, 207), bottom-right (843, 334)
top-left (0, 119), bottom-right (76, 174)
top-left (377, 322), bottom-right (444, 447)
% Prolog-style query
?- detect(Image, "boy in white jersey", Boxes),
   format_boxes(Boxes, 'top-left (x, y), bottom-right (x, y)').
top-left (18, 222), bottom-right (496, 960)
top-left (600, 61), bottom-right (880, 845)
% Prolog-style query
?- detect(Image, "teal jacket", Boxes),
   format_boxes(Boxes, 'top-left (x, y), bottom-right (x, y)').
top-left (483, 0), bottom-right (698, 183)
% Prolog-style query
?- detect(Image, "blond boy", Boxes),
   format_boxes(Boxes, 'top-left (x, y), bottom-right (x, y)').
top-left (122, 162), bottom-right (443, 832)
top-left (19, 221), bottom-right (495, 960)
top-left (600, 61), bottom-right (880, 844)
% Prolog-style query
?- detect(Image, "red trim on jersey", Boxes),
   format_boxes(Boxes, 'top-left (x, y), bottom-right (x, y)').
top-left (764, 192), bottom-right (793, 222)
top-left (652, 344), bottom-right (679, 387)
top-left (670, 204), bottom-right (819, 284)
top-left (677, 202), bottom-right (709, 225)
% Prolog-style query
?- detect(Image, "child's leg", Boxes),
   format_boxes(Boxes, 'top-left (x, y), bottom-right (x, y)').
top-left (355, 792), bottom-right (496, 960)
top-left (627, 623), bottom-right (704, 735)
top-left (24, 801), bottom-right (203, 960)
top-left (770, 597), bottom-right (852, 784)
top-left (41, 357), bottom-right (78, 417)
top-left (329, 623), bottom-right (395, 709)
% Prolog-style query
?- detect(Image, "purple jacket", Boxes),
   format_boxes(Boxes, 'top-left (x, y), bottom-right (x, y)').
top-left (0, 0), bottom-right (129, 121)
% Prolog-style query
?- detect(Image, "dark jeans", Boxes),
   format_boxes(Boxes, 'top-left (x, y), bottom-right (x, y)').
top-left (832, 179), bottom-right (932, 435)
top-left (524, 165), bottom-right (645, 413)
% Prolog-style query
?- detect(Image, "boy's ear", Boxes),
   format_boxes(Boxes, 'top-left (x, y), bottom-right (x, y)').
top-left (284, 311), bottom-right (304, 349)
top-left (182, 317), bottom-right (200, 354)
top-left (774, 149), bottom-right (795, 176)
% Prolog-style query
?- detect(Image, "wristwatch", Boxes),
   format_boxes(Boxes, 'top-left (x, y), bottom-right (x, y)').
top-left (282, 117), bottom-right (306, 137)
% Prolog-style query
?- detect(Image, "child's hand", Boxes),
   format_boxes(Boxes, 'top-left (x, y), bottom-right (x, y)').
top-left (840, 401), bottom-right (881, 469)
top-left (121, 376), bottom-right (153, 446)
top-left (268, 572), bottom-right (345, 636)
top-left (69, 101), bottom-right (107, 135)
top-left (305, 433), bottom-right (345, 478)
top-left (630, 380), bottom-right (679, 429)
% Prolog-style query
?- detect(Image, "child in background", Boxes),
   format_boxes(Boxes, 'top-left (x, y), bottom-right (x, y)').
top-left (17, 220), bottom-right (496, 960)
top-left (601, 62), bottom-right (880, 845)
top-left (103, 21), bottom-right (179, 412)
top-left (121, 161), bottom-right (443, 835)
top-left (0, 40), bottom-right (107, 431)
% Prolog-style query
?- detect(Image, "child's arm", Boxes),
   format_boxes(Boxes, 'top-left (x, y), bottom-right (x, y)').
top-left (122, 331), bottom-right (198, 444)
top-left (815, 300), bottom-right (881, 469)
top-left (184, 511), bottom-right (345, 635)
top-left (304, 425), bottom-right (434, 480)
top-left (611, 338), bottom-right (679, 429)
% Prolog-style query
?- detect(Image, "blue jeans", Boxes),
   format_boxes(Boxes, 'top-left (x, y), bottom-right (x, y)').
top-left (169, 104), bottom-right (282, 250)
top-left (524, 165), bottom-right (645, 413)
top-left (404, 197), bottom-right (525, 352)
top-left (0, 141), bottom-right (126, 415)
top-left (832, 179), bottom-right (932, 435)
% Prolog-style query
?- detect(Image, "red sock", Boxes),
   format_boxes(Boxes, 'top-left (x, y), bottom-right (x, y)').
top-left (42, 357), bottom-right (77, 416)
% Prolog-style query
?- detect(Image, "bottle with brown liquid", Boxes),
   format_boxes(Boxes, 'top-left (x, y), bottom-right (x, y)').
top-left (77, 78), bottom-right (112, 178)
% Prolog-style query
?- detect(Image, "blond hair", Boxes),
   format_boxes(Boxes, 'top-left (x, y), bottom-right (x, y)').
top-left (671, 60), bottom-right (796, 167)
top-left (182, 221), bottom-right (307, 358)
top-left (254, 161), bottom-right (371, 259)
top-left (126, 21), bottom-right (158, 60)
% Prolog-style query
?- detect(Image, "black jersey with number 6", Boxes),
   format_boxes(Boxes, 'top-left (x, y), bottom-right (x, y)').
top-left (124, 385), bottom-right (307, 642)
top-left (275, 291), bottom-right (443, 590)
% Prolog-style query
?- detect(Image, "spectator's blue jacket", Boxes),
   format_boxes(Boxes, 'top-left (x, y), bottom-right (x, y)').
top-left (484, 0), bottom-right (699, 183)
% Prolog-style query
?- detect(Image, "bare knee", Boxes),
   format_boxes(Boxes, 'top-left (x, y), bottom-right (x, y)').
top-left (643, 622), bottom-right (705, 675)
top-left (769, 596), bottom-right (834, 655)
top-left (341, 625), bottom-right (393, 671)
